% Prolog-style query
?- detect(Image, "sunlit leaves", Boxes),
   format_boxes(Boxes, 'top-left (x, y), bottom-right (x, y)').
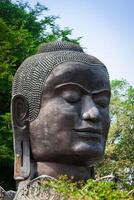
top-left (96, 79), bottom-right (134, 184)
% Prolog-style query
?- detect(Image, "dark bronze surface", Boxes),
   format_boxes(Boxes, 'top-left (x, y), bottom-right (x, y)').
top-left (11, 41), bottom-right (111, 183)
top-left (30, 62), bottom-right (110, 165)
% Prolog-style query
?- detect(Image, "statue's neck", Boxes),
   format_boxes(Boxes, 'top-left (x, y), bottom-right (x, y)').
top-left (17, 162), bottom-right (94, 190)
top-left (35, 162), bottom-right (93, 182)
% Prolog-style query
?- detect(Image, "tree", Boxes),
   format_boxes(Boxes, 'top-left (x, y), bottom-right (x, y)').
top-left (0, 0), bottom-right (80, 114)
top-left (96, 79), bottom-right (134, 186)
top-left (0, 0), bottom-right (80, 190)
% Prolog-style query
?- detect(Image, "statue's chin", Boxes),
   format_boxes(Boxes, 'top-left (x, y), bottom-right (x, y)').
top-left (72, 141), bottom-right (104, 163)
top-left (32, 141), bottom-right (104, 166)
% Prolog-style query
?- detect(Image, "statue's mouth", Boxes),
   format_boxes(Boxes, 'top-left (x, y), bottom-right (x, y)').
top-left (72, 127), bottom-right (102, 141)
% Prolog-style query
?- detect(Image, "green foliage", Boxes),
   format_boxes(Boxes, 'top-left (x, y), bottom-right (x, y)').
top-left (0, 113), bottom-right (13, 159)
top-left (0, 113), bottom-right (15, 190)
top-left (41, 176), bottom-right (133, 200)
top-left (96, 79), bottom-right (134, 184)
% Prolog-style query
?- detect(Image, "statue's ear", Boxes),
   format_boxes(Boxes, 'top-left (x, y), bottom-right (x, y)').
top-left (11, 94), bottom-right (29, 127)
top-left (11, 95), bottom-right (30, 180)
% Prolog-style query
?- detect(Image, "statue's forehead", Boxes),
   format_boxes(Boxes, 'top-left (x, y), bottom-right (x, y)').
top-left (44, 62), bottom-right (110, 92)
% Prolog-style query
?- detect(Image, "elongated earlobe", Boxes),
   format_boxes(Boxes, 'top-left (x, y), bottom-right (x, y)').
top-left (11, 95), bottom-right (30, 180)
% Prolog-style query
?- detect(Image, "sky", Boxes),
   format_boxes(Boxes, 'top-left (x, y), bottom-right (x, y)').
top-left (15, 0), bottom-right (134, 85)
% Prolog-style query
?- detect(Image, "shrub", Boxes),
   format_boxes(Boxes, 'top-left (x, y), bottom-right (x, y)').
top-left (41, 176), bottom-right (133, 200)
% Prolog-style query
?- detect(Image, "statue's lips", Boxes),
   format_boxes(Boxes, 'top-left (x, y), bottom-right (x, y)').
top-left (72, 127), bottom-right (102, 141)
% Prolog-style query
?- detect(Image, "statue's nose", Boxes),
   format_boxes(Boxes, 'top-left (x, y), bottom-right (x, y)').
top-left (82, 96), bottom-right (100, 122)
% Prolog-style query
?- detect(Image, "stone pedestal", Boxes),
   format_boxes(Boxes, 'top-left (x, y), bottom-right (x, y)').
top-left (0, 186), bottom-right (15, 200)
top-left (14, 176), bottom-right (65, 200)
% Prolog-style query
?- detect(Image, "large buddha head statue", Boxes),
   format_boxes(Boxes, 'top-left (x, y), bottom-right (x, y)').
top-left (11, 41), bottom-right (111, 183)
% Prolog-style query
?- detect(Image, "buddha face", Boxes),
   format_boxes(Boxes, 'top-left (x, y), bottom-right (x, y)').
top-left (29, 62), bottom-right (111, 165)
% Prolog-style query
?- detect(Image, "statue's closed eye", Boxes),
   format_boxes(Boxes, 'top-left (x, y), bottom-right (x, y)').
top-left (61, 90), bottom-right (81, 103)
top-left (93, 96), bottom-right (109, 108)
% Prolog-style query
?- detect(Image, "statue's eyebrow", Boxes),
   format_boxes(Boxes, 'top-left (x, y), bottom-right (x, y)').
top-left (55, 82), bottom-right (90, 94)
top-left (55, 82), bottom-right (111, 96)
top-left (92, 89), bottom-right (111, 96)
